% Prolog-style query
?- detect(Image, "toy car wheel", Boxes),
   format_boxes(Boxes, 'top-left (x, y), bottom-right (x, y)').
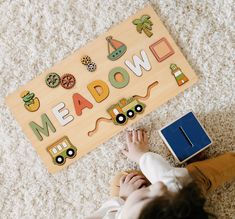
top-left (66, 148), bottom-right (76, 157)
top-left (135, 104), bottom-right (143, 113)
top-left (116, 114), bottom-right (126, 124)
top-left (55, 155), bottom-right (65, 165)
top-left (127, 109), bottom-right (135, 118)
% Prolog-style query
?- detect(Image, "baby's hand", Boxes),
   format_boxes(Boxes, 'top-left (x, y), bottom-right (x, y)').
top-left (119, 172), bottom-right (147, 200)
top-left (122, 129), bottom-right (149, 163)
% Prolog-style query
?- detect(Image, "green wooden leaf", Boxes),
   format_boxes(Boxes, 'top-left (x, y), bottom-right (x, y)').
top-left (141, 15), bottom-right (151, 22)
top-left (145, 20), bottom-right (153, 26)
top-left (143, 23), bottom-right (152, 30)
top-left (132, 19), bottom-right (142, 25)
top-left (136, 24), bottom-right (143, 33)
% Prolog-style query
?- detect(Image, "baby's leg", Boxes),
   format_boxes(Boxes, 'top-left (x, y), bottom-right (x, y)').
top-left (110, 170), bottom-right (147, 197)
top-left (186, 152), bottom-right (235, 195)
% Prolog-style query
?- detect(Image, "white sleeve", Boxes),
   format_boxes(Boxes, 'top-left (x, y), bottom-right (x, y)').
top-left (139, 152), bottom-right (175, 184)
top-left (85, 197), bottom-right (125, 219)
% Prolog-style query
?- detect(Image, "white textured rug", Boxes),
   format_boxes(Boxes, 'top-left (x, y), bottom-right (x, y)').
top-left (0, 0), bottom-right (234, 218)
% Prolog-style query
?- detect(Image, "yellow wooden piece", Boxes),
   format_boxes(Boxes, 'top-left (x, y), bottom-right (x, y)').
top-left (20, 90), bottom-right (40, 112)
top-left (5, 6), bottom-right (198, 173)
top-left (24, 98), bottom-right (40, 112)
top-left (87, 80), bottom-right (110, 103)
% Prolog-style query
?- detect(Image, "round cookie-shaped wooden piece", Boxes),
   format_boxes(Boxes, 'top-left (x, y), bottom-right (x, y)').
top-left (61, 74), bottom-right (76, 89)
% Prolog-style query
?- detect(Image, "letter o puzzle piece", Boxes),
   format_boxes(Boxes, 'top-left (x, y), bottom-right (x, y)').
top-left (61, 74), bottom-right (76, 89)
top-left (109, 67), bottom-right (130, 89)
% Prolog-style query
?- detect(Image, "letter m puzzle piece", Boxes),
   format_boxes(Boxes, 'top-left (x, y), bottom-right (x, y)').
top-left (29, 113), bottom-right (56, 141)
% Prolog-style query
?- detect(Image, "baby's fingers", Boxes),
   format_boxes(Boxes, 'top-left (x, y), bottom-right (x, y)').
top-left (124, 173), bottom-right (138, 183)
top-left (137, 129), bottom-right (143, 142)
top-left (129, 175), bottom-right (146, 184)
top-left (126, 131), bottom-right (132, 143)
top-left (121, 149), bottom-right (129, 158)
top-left (120, 175), bottom-right (127, 185)
top-left (132, 130), bottom-right (138, 142)
top-left (134, 179), bottom-right (147, 189)
top-left (143, 131), bottom-right (148, 143)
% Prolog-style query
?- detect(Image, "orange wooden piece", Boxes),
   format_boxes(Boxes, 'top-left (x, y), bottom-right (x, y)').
top-left (73, 93), bottom-right (93, 116)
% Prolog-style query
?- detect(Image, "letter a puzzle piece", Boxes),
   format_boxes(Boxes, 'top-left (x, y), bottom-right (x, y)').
top-left (73, 93), bottom-right (93, 116)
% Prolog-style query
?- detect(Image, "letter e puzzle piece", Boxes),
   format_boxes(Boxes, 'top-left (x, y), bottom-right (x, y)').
top-left (52, 102), bottom-right (74, 126)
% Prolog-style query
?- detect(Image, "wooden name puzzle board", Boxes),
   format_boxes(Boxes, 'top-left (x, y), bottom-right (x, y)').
top-left (5, 6), bottom-right (198, 173)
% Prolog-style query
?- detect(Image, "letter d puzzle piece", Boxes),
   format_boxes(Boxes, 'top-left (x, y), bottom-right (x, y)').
top-left (87, 80), bottom-right (110, 103)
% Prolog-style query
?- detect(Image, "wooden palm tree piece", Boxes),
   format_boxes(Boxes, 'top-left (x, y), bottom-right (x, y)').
top-left (132, 14), bottom-right (153, 37)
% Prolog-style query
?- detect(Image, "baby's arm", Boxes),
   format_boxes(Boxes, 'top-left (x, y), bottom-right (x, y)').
top-left (122, 129), bottom-right (176, 184)
top-left (85, 197), bottom-right (125, 219)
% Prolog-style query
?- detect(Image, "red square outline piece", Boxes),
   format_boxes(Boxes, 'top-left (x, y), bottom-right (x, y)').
top-left (149, 37), bottom-right (175, 62)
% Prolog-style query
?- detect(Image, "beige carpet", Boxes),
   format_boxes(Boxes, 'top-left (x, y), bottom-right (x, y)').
top-left (0, 0), bottom-right (234, 218)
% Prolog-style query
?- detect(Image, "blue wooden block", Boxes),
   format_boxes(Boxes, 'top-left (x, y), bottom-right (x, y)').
top-left (159, 112), bottom-right (212, 163)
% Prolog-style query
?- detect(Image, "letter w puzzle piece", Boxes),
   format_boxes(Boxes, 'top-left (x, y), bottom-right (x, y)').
top-left (5, 6), bottom-right (198, 173)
